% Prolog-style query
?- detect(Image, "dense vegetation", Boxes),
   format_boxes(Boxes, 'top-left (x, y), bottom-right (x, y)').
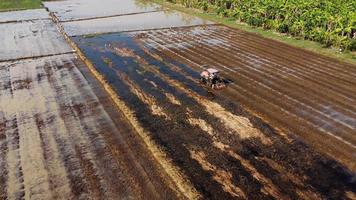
top-left (167, 0), bottom-right (356, 51)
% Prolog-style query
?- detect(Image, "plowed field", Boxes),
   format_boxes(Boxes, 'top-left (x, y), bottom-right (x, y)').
top-left (0, 54), bottom-right (181, 199)
top-left (71, 25), bottom-right (356, 199)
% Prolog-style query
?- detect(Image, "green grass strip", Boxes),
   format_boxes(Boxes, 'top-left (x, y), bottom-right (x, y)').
top-left (0, 0), bottom-right (42, 12)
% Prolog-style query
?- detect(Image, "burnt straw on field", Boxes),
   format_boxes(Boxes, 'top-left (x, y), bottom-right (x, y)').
top-left (73, 32), bottom-right (356, 199)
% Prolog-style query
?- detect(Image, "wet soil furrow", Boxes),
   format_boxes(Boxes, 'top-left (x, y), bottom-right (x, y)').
top-left (150, 29), bottom-right (356, 110)
top-left (113, 74), bottom-right (268, 199)
top-left (0, 66), bottom-right (25, 199)
top-left (145, 33), bottom-right (356, 130)
top-left (214, 26), bottom-right (356, 74)
top-left (35, 58), bottom-right (97, 199)
top-left (0, 116), bottom-right (8, 200)
top-left (73, 30), bottom-right (356, 198)
top-left (5, 118), bottom-right (24, 200)
top-left (206, 30), bottom-right (356, 95)
top-left (194, 29), bottom-right (356, 103)
top-left (77, 40), bottom-right (262, 198)
top-left (138, 35), bottom-right (356, 169)
top-left (129, 41), bottom-right (356, 198)
top-left (0, 66), bottom-right (11, 200)
top-left (118, 52), bottom-right (302, 198)
top-left (175, 27), bottom-right (356, 93)
top-left (151, 30), bottom-right (356, 116)
top-left (34, 112), bottom-right (74, 200)
top-left (111, 36), bottom-right (356, 198)
top-left (56, 57), bottom-right (168, 199)
top-left (166, 34), bottom-right (356, 129)
top-left (151, 26), bottom-right (356, 80)
top-left (42, 58), bottom-right (95, 199)
top-left (142, 35), bottom-right (356, 144)
top-left (48, 58), bottom-right (127, 199)
top-left (16, 114), bottom-right (52, 199)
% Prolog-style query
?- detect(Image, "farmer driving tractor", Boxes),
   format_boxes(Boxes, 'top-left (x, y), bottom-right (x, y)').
top-left (200, 67), bottom-right (226, 89)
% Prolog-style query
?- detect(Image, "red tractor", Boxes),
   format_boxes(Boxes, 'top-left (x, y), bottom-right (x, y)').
top-left (200, 68), bottom-right (226, 89)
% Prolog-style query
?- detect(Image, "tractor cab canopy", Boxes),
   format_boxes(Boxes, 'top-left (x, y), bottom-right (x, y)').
top-left (206, 68), bottom-right (219, 75)
top-left (201, 68), bottom-right (220, 79)
top-left (200, 68), bottom-right (220, 79)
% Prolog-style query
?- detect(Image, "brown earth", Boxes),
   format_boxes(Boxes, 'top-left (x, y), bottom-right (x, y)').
top-left (0, 54), bottom-right (182, 199)
top-left (71, 26), bottom-right (356, 199)
top-left (134, 25), bottom-right (356, 171)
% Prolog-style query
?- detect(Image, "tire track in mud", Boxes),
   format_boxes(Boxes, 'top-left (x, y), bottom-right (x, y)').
top-left (74, 34), bottom-right (355, 199)
top-left (0, 57), bottom-right (81, 199)
top-left (44, 57), bottom-right (163, 199)
top-left (0, 66), bottom-right (11, 200)
top-left (0, 65), bottom-right (25, 200)
top-left (0, 115), bottom-right (7, 200)
top-left (41, 58), bottom-right (104, 199)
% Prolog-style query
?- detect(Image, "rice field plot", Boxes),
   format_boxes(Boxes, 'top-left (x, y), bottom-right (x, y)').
top-left (0, 54), bottom-right (180, 199)
top-left (72, 26), bottom-right (356, 199)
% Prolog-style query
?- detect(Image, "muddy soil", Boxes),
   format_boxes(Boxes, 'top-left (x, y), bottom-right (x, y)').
top-left (0, 54), bottom-right (182, 199)
top-left (43, 0), bottom-right (162, 22)
top-left (72, 30), bottom-right (356, 199)
top-left (0, 9), bottom-right (49, 23)
top-left (61, 10), bottom-right (214, 37)
top-left (0, 19), bottom-right (72, 61)
top-left (130, 25), bottom-right (356, 171)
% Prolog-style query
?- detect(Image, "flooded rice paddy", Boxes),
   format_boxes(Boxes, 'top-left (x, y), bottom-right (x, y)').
top-left (61, 11), bottom-right (215, 37)
top-left (0, 7), bottom-right (182, 199)
top-left (43, 0), bottom-right (162, 22)
top-left (0, 54), bottom-right (180, 199)
top-left (72, 28), bottom-right (356, 199)
top-left (0, 9), bottom-right (49, 23)
top-left (1, 0), bottom-right (355, 199)
top-left (0, 19), bottom-right (73, 61)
